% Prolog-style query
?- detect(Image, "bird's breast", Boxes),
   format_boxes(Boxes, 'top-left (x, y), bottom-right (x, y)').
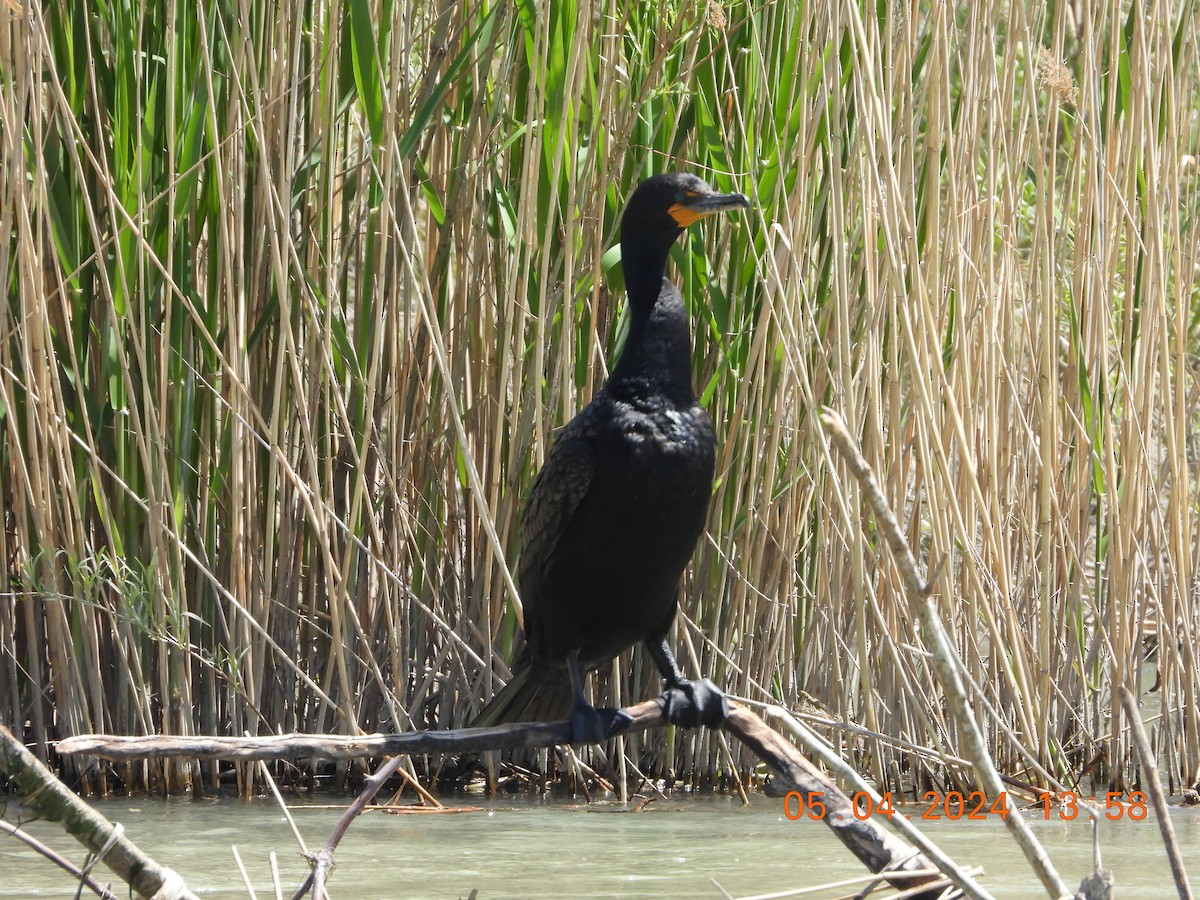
top-left (610, 400), bottom-right (713, 456)
top-left (593, 400), bottom-right (716, 514)
top-left (522, 394), bottom-right (716, 665)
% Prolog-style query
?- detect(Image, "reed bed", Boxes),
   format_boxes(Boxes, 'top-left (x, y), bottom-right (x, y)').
top-left (1, 0), bottom-right (1198, 796)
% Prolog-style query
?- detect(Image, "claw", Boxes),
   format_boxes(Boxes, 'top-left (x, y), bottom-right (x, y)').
top-left (656, 678), bottom-right (728, 729)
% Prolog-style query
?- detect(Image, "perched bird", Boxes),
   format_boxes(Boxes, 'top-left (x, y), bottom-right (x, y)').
top-left (476, 173), bottom-right (749, 743)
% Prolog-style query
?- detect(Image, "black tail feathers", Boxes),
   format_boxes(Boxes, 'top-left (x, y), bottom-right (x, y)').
top-left (470, 665), bottom-right (575, 728)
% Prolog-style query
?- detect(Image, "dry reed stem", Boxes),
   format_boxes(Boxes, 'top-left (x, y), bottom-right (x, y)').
top-left (821, 409), bottom-right (1070, 899)
top-left (1118, 687), bottom-right (1194, 900)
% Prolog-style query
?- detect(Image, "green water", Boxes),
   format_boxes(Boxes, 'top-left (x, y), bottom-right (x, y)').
top-left (1, 793), bottom-right (1197, 898)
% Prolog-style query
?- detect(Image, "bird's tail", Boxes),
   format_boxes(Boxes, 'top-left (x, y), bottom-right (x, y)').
top-left (471, 665), bottom-right (575, 728)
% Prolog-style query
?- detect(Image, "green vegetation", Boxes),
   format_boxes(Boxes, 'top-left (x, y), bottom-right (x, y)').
top-left (1, 0), bottom-right (1198, 795)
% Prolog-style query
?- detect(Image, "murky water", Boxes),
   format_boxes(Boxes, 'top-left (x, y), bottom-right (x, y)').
top-left (2, 793), bottom-right (1198, 898)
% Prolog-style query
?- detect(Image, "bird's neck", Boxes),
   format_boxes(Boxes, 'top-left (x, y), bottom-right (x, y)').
top-left (608, 247), bottom-right (696, 405)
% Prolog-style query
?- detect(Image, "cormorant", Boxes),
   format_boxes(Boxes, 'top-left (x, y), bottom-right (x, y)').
top-left (476, 173), bottom-right (749, 743)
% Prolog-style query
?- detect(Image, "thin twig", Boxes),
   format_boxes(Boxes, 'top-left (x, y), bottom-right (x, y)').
top-left (231, 845), bottom-right (257, 899)
top-left (258, 758), bottom-right (309, 856)
top-left (0, 818), bottom-right (119, 900)
top-left (292, 755), bottom-right (407, 900)
top-left (270, 851), bottom-right (284, 900)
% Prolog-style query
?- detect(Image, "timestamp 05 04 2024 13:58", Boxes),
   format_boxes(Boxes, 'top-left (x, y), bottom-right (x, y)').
top-left (782, 790), bottom-right (1151, 823)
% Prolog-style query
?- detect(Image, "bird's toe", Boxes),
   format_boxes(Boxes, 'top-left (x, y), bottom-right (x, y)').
top-left (657, 679), bottom-right (728, 729)
top-left (570, 703), bottom-right (632, 744)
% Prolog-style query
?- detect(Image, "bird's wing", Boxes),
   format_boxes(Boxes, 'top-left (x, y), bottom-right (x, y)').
top-left (517, 429), bottom-right (597, 620)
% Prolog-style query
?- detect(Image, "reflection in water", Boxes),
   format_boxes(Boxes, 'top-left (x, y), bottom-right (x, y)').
top-left (1, 794), bottom-right (1197, 898)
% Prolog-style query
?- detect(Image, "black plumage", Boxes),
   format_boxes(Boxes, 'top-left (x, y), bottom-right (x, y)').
top-left (476, 173), bottom-right (749, 742)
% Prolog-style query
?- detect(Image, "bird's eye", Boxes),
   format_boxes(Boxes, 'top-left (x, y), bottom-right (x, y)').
top-left (674, 191), bottom-right (686, 203)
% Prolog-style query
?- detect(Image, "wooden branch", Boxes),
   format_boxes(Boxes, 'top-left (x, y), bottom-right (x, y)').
top-left (54, 699), bottom-right (674, 761)
top-left (0, 725), bottom-right (197, 900)
top-left (1119, 686), bottom-right (1192, 900)
top-left (759, 705), bottom-right (993, 900)
top-left (54, 703), bottom-right (650, 760)
top-left (58, 699), bottom-right (968, 898)
top-left (724, 707), bottom-right (946, 899)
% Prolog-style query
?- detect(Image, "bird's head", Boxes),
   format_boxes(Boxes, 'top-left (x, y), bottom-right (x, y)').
top-left (620, 173), bottom-right (750, 247)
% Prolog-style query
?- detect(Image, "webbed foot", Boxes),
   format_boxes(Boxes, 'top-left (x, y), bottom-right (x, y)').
top-left (570, 702), bottom-right (634, 744)
top-left (656, 678), bottom-right (729, 729)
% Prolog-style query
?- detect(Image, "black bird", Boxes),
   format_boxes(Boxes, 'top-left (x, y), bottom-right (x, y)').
top-left (476, 173), bottom-right (749, 743)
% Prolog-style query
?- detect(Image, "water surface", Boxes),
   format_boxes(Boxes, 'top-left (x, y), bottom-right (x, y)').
top-left (2, 793), bottom-right (1197, 898)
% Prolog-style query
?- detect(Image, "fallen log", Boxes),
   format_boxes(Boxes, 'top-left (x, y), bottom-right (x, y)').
top-left (57, 700), bottom-right (985, 899)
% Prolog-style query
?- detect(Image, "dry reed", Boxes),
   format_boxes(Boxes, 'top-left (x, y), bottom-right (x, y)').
top-left (0, 0), bottom-right (1197, 795)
